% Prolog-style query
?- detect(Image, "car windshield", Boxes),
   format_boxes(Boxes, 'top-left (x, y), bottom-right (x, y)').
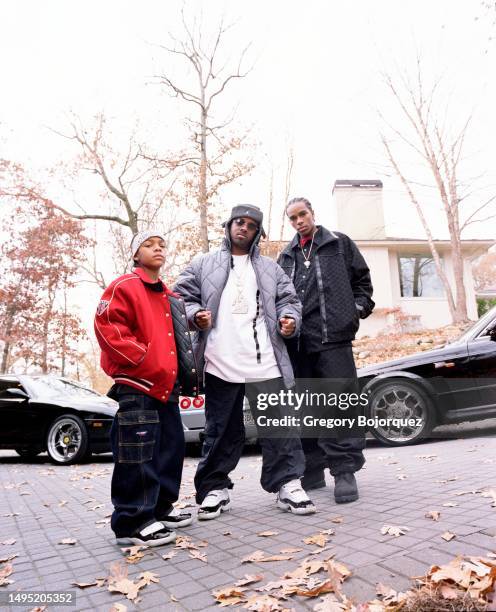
top-left (26, 377), bottom-right (102, 399)
top-left (449, 307), bottom-right (496, 345)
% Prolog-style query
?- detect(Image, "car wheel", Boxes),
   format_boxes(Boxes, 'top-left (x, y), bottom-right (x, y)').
top-left (46, 414), bottom-right (89, 465)
top-left (15, 448), bottom-right (41, 459)
top-left (367, 379), bottom-right (435, 446)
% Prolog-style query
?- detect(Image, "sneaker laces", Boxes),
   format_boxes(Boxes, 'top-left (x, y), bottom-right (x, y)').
top-left (201, 489), bottom-right (228, 507)
top-left (280, 480), bottom-right (311, 503)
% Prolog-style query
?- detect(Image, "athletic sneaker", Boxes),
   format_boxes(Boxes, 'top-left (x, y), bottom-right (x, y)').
top-left (198, 488), bottom-right (231, 520)
top-left (158, 506), bottom-right (193, 529)
top-left (277, 479), bottom-right (316, 515)
top-left (116, 521), bottom-right (176, 547)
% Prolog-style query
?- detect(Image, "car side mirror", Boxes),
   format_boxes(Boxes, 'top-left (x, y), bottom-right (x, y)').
top-left (488, 326), bottom-right (496, 342)
top-left (6, 388), bottom-right (29, 399)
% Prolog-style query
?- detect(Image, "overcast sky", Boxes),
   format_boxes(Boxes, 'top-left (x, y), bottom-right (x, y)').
top-left (1, 0), bottom-right (495, 240)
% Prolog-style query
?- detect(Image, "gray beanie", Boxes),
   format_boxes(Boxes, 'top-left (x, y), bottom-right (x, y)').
top-left (131, 230), bottom-right (165, 257)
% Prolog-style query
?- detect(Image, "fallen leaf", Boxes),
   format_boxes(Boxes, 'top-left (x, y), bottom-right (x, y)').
top-left (235, 574), bottom-right (264, 587)
top-left (58, 500), bottom-right (68, 507)
top-left (72, 580), bottom-right (98, 589)
top-left (58, 538), bottom-right (77, 545)
top-left (212, 585), bottom-right (247, 607)
top-left (442, 502), bottom-right (458, 507)
top-left (189, 550), bottom-right (207, 562)
top-left (280, 547), bottom-right (302, 554)
top-left (381, 525), bottom-right (410, 537)
top-left (397, 474), bottom-right (407, 480)
top-left (88, 504), bottom-right (104, 511)
top-left (121, 545), bottom-right (146, 564)
top-left (110, 604), bottom-right (127, 612)
top-left (162, 550), bottom-right (177, 561)
top-left (0, 563), bottom-right (13, 586)
top-left (137, 571), bottom-right (159, 586)
top-left (257, 531), bottom-right (279, 537)
top-left (425, 510), bottom-right (441, 521)
top-left (170, 594), bottom-right (178, 602)
top-left (441, 531), bottom-right (456, 542)
top-left (223, 531), bottom-right (232, 536)
top-left (415, 454), bottom-right (437, 461)
top-left (330, 516), bottom-right (343, 524)
top-left (314, 593), bottom-right (348, 611)
top-left (241, 550), bottom-right (293, 563)
top-left (0, 539), bottom-right (16, 546)
top-left (0, 554), bottom-right (17, 563)
top-left (304, 533), bottom-right (330, 548)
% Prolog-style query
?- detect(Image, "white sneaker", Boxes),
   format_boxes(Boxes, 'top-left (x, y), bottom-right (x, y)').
top-left (116, 521), bottom-right (176, 547)
top-left (277, 479), bottom-right (316, 515)
top-left (159, 506), bottom-right (193, 529)
top-left (198, 489), bottom-right (231, 520)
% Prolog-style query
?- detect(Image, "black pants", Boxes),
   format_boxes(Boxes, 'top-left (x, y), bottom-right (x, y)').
top-left (292, 343), bottom-right (366, 477)
top-left (195, 373), bottom-right (305, 503)
top-left (109, 385), bottom-right (185, 537)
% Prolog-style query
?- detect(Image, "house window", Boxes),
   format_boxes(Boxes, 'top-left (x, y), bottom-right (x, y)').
top-left (398, 254), bottom-right (444, 297)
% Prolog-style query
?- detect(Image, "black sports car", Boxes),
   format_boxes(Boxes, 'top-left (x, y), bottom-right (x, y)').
top-left (0, 375), bottom-right (117, 464)
top-left (358, 306), bottom-right (496, 446)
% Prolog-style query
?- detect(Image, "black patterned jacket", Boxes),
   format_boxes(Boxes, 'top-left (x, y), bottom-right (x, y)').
top-left (277, 226), bottom-right (374, 344)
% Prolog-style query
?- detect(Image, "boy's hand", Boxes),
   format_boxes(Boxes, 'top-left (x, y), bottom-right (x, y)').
top-left (195, 310), bottom-right (212, 330)
top-left (279, 316), bottom-right (295, 337)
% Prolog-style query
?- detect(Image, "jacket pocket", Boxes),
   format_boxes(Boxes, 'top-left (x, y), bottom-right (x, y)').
top-left (117, 409), bottom-right (159, 464)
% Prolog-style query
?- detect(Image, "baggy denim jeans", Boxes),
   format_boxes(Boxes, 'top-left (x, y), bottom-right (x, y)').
top-left (109, 384), bottom-right (185, 537)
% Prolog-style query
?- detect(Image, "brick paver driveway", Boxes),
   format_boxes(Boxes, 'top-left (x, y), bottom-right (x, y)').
top-left (1, 432), bottom-right (495, 610)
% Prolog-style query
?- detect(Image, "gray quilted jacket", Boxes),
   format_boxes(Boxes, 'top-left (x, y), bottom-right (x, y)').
top-left (174, 236), bottom-right (301, 389)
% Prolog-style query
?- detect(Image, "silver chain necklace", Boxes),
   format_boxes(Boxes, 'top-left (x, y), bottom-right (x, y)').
top-left (300, 231), bottom-right (317, 268)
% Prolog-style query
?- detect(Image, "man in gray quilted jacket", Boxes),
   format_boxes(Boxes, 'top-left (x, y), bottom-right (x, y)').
top-left (174, 205), bottom-right (316, 519)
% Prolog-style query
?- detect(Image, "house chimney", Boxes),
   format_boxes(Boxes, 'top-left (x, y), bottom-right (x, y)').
top-left (332, 180), bottom-right (386, 240)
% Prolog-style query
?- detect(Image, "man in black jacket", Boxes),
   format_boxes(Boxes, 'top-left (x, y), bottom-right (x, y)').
top-left (278, 197), bottom-right (374, 504)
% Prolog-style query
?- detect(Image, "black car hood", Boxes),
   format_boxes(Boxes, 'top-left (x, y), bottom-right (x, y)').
top-left (357, 343), bottom-right (457, 377)
top-left (31, 395), bottom-right (118, 417)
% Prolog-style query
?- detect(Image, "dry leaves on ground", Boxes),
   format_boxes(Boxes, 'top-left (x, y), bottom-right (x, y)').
top-left (425, 510), bottom-right (441, 521)
top-left (189, 550), bottom-right (207, 562)
top-left (242, 551), bottom-right (294, 564)
top-left (381, 525), bottom-right (410, 537)
top-left (121, 545), bottom-right (147, 564)
top-left (441, 531), bottom-right (457, 542)
top-left (481, 488), bottom-right (496, 508)
top-left (0, 562), bottom-right (13, 586)
top-left (235, 575), bottom-right (264, 587)
top-left (304, 531), bottom-right (334, 548)
top-left (212, 585), bottom-right (248, 607)
top-left (58, 538), bottom-right (77, 546)
top-left (107, 561), bottom-right (159, 602)
top-left (0, 539), bottom-right (16, 546)
top-left (257, 531), bottom-right (279, 537)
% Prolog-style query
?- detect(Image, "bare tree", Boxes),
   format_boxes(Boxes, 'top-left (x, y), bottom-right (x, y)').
top-left (380, 57), bottom-right (496, 323)
top-left (156, 10), bottom-right (255, 252)
top-left (279, 145), bottom-right (294, 243)
top-left (50, 113), bottom-right (182, 236)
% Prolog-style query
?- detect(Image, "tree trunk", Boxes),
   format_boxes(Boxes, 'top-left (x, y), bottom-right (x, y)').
top-left (199, 105), bottom-right (210, 253)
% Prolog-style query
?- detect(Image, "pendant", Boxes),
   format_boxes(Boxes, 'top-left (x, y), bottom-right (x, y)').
top-left (304, 260), bottom-right (311, 268)
top-left (232, 293), bottom-right (249, 314)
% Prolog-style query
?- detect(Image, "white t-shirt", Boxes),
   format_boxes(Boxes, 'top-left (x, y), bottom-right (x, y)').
top-left (204, 254), bottom-right (281, 383)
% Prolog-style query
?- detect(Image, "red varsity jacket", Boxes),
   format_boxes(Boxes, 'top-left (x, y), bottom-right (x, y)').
top-left (94, 267), bottom-right (178, 403)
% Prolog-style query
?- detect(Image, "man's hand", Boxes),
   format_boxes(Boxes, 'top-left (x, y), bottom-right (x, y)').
top-left (194, 310), bottom-right (212, 330)
top-left (279, 316), bottom-right (295, 337)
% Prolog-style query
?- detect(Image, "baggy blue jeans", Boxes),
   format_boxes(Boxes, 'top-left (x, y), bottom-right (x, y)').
top-left (109, 385), bottom-right (185, 537)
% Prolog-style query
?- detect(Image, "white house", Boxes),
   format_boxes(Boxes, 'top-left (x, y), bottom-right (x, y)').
top-left (331, 180), bottom-right (494, 336)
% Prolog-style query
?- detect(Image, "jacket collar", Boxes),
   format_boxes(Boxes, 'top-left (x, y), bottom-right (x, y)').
top-left (133, 267), bottom-right (165, 292)
top-left (284, 225), bottom-right (339, 257)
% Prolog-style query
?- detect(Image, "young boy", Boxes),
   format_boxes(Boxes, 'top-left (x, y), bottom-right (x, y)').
top-left (94, 230), bottom-right (191, 547)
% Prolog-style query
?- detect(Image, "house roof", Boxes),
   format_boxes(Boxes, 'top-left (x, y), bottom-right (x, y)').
top-left (332, 179), bottom-right (383, 192)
